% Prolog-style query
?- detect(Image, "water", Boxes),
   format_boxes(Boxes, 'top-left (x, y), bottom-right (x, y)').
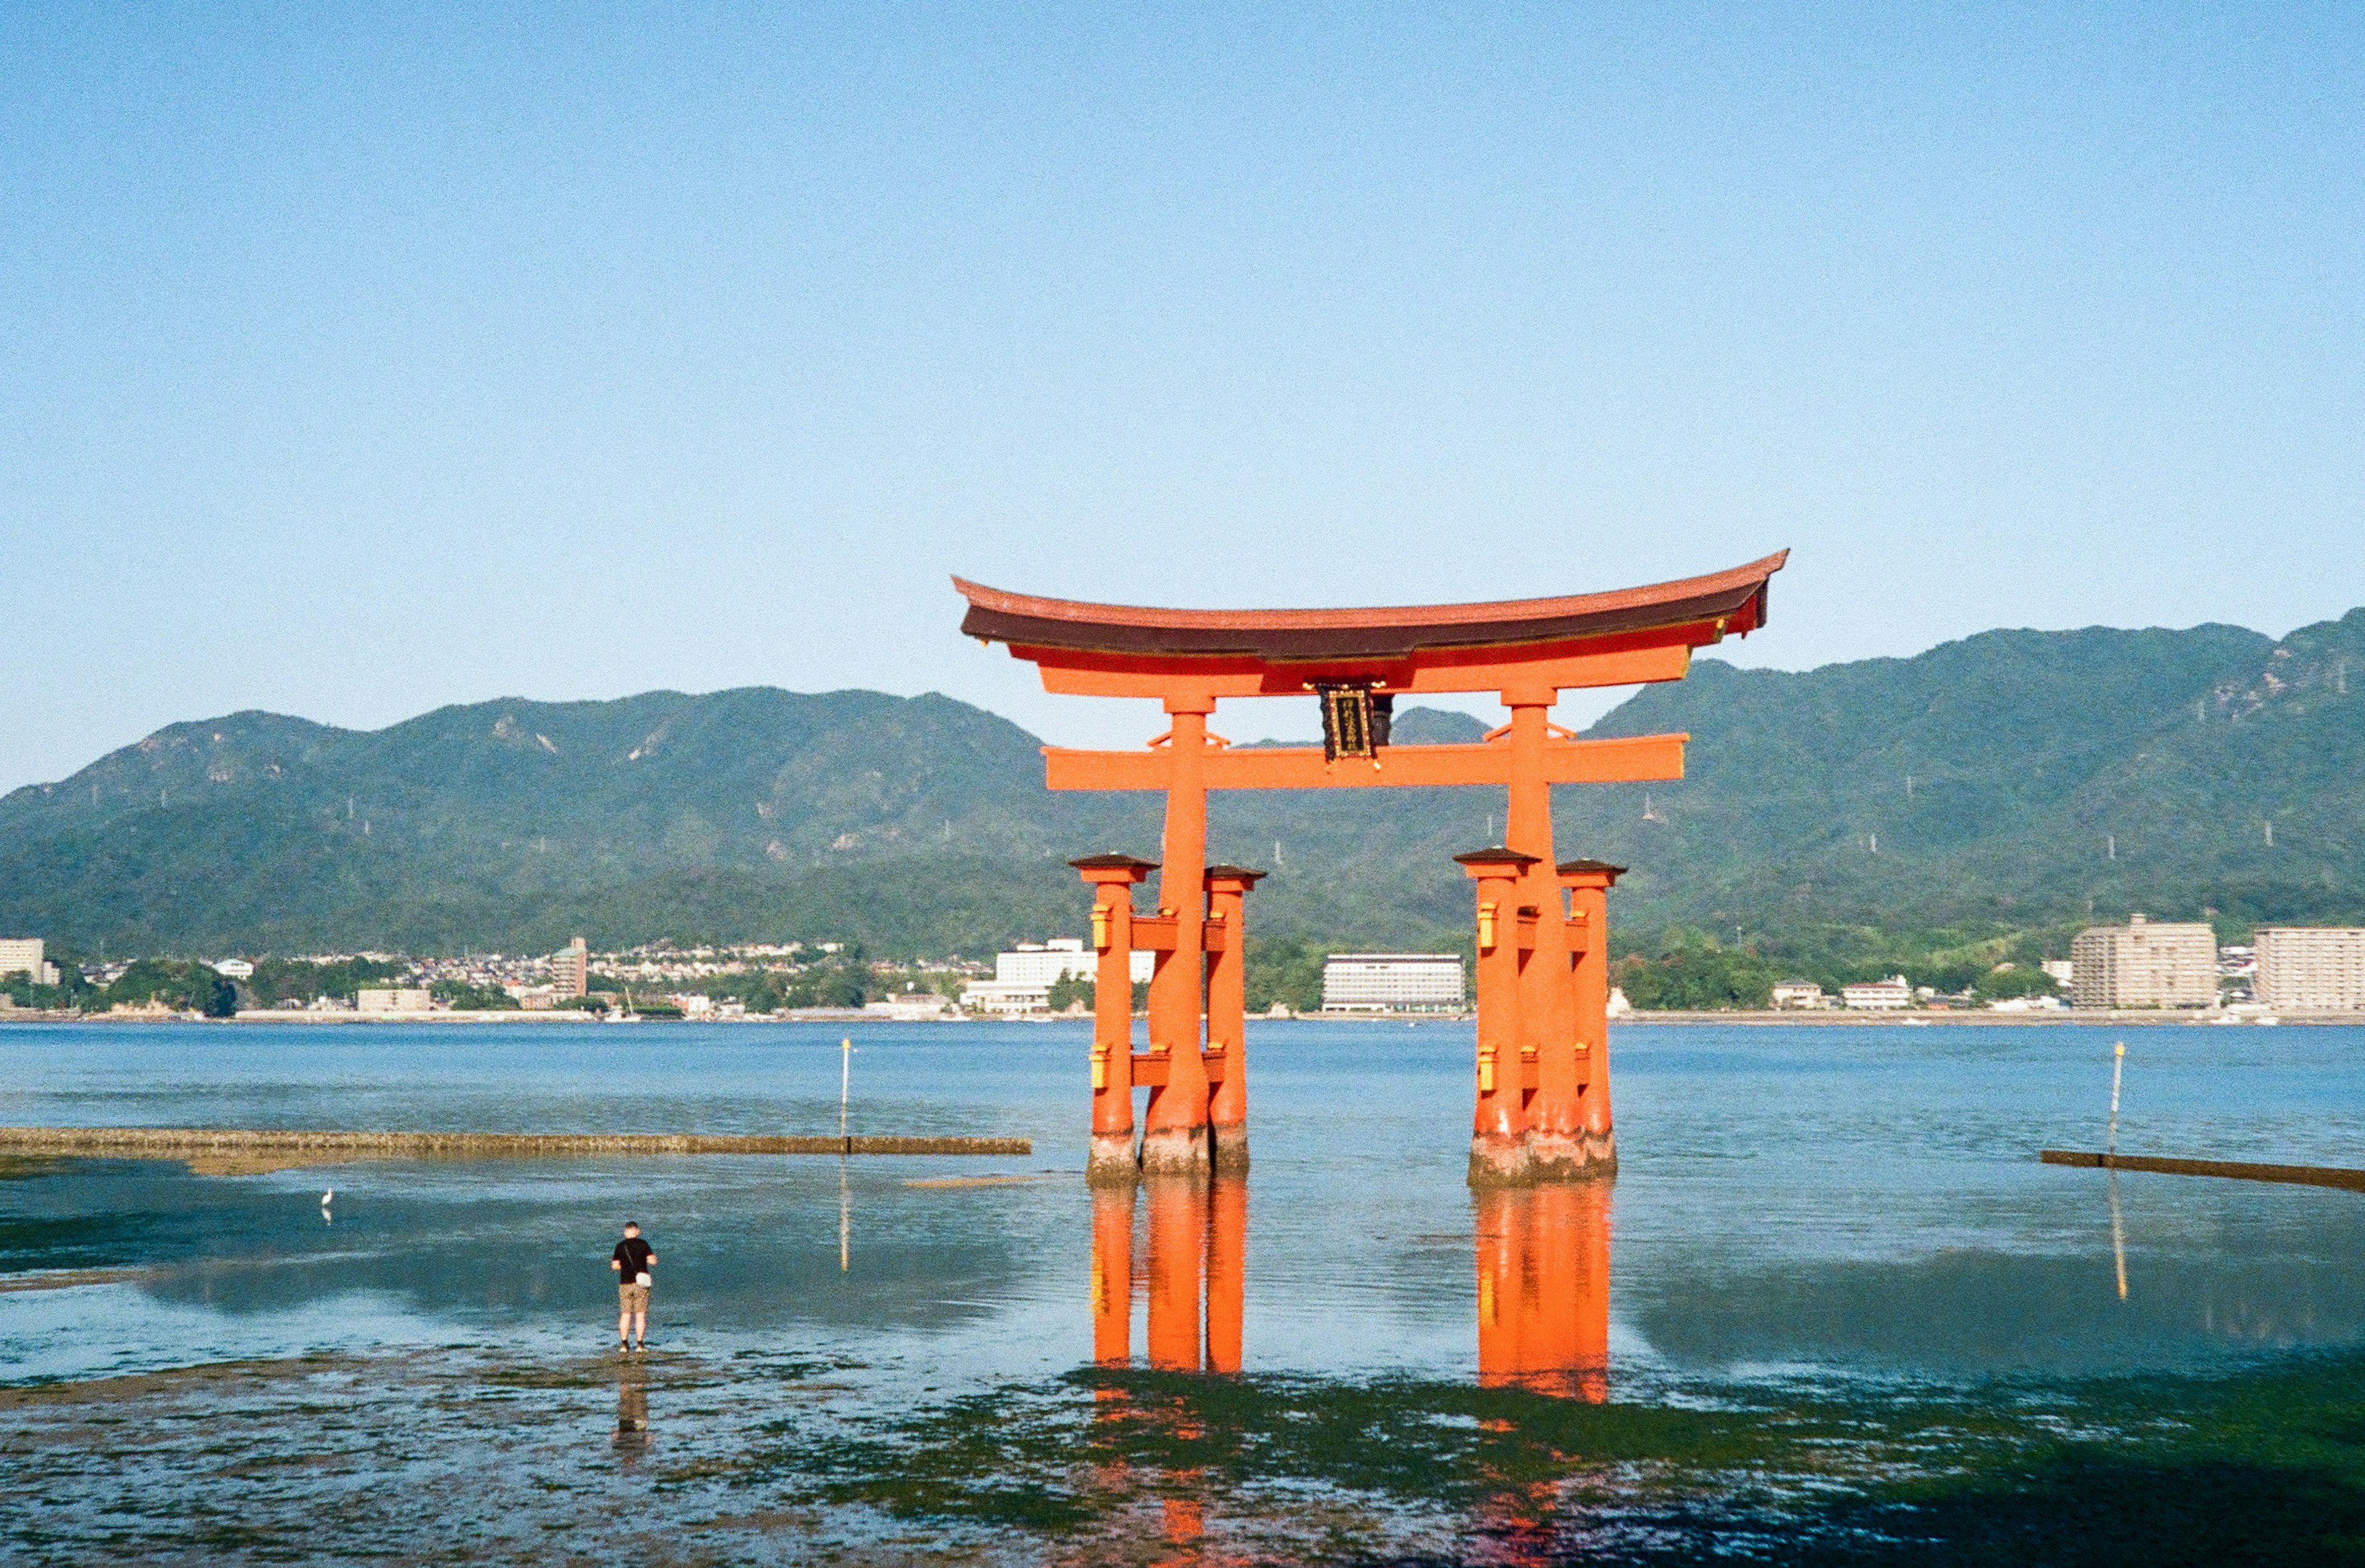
top-left (5, 1018), bottom-right (2364, 1561)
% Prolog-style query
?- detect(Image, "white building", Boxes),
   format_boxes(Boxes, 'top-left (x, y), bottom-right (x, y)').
top-left (1841, 975), bottom-right (1913, 1011)
top-left (1771, 979), bottom-right (1832, 1010)
top-left (2041, 960), bottom-right (2075, 988)
top-left (2071, 916), bottom-right (2217, 1009)
top-left (2255, 927), bottom-right (2365, 1013)
top-left (1320, 953), bottom-right (1466, 1013)
top-left (0, 939), bottom-right (58, 988)
top-left (355, 988), bottom-right (434, 1013)
top-left (961, 939), bottom-right (1154, 1014)
top-left (212, 959), bottom-right (255, 979)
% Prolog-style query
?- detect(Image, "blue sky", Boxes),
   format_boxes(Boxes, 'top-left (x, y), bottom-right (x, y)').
top-left (2, 4), bottom-right (2359, 791)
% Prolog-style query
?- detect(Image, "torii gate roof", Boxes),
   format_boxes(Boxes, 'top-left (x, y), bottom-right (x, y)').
top-left (954, 551), bottom-right (1785, 663)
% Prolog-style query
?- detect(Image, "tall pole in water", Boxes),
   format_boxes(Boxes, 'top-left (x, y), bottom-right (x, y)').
top-left (839, 1037), bottom-right (855, 1269)
top-left (2107, 1041), bottom-right (2125, 1161)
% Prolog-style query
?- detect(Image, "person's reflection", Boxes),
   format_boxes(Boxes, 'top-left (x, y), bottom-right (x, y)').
top-left (613, 1358), bottom-right (650, 1466)
top-left (1475, 1181), bottom-right (1611, 1400)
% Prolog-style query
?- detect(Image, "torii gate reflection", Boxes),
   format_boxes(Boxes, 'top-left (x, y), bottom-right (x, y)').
top-left (1090, 1179), bottom-right (1611, 1397)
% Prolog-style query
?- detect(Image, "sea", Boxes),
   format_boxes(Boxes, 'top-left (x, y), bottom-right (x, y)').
top-left (4, 1017), bottom-right (2363, 1562)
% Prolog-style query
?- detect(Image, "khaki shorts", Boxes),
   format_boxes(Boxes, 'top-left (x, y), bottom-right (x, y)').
top-left (618, 1280), bottom-right (650, 1311)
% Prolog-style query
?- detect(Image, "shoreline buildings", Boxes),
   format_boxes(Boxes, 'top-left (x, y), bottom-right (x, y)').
top-left (2071, 916), bottom-right (2217, 1009)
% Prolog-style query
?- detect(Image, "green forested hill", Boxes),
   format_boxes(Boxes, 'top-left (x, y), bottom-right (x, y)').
top-left (4, 608), bottom-right (2361, 959)
top-left (1561, 610), bottom-right (2365, 937)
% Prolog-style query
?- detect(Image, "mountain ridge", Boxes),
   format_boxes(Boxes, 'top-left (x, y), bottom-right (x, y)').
top-left (5, 610), bottom-right (2360, 956)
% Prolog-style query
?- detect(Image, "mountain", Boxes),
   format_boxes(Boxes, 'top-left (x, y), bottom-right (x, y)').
top-left (0, 691), bottom-right (1148, 956)
top-left (1560, 610), bottom-right (2365, 936)
top-left (4, 609), bottom-right (2361, 958)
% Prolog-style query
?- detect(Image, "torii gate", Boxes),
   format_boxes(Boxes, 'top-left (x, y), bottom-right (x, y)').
top-left (955, 551), bottom-right (1785, 1187)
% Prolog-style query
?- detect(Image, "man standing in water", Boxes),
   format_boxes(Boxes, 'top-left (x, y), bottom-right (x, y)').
top-left (611, 1221), bottom-right (656, 1355)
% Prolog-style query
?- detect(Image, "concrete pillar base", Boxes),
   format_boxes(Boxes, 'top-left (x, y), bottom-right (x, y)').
top-left (1466, 1133), bottom-right (1533, 1188)
top-left (1521, 1128), bottom-right (1619, 1184)
top-left (1210, 1123), bottom-right (1250, 1176)
top-left (1138, 1125), bottom-right (1211, 1179)
top-left (1086, 1133), bottom-right (1141, 1187)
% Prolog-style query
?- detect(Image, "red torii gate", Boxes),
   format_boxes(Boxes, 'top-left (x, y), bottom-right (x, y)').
top-left (956, 551), bottom-right (1785, 1187)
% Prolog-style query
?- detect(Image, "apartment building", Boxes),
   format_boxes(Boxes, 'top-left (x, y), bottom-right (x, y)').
top-left (551, 937), bottom-right (590, 998)
top-left (2255, 927), bottom-right (2365, 1013)
top-left (2069, 916), bottom-right (2217, 1009)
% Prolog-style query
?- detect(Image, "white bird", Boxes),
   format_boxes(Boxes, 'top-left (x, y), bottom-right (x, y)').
top-left (321, 1189), bottom-right (334, 1207)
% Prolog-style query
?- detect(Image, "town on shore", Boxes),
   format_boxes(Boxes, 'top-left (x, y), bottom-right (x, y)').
top-left (3, 914), bottom-right (2361, 1025)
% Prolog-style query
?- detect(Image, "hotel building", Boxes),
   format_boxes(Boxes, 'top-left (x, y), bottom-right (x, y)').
top-left (961, 939), bottom-right (1155, 1014)
top-left (1320, 953), bottom-right (1467, 1013)
top-left (0, 939), bottom-right (58, 988)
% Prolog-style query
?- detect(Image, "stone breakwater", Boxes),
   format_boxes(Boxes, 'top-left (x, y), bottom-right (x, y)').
top-left (0, 1127), bottom-right (1031, 1161)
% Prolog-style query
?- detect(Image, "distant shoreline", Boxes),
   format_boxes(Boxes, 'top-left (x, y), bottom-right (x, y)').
top-left (5, 1007), bottom-right (2359, 1027)
top-left (1619, 1009), bottom-right (2365, 1026)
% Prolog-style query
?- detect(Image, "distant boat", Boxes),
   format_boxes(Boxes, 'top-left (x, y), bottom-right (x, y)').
top-left (1900, 1017), bottom-right (1932, 1027)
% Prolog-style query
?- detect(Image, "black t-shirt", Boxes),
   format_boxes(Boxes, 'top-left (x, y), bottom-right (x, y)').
top-left (613, 1237), bottom-right (653, 1284)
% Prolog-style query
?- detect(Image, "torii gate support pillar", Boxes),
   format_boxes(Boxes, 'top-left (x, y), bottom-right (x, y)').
top-left (1559, 858), bottom-right (1625, 1174)
top-left (1204, 863), bottom-right (1266, 1176)
top-left (1459, 849), bottom-right (1538, 1186)
top-left (1073, 854), bottom-right (1156, 1187)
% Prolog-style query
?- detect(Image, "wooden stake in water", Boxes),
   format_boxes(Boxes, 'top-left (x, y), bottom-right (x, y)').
top-left (840, 1037), bottom-right (854, 1148)
top-left (2108, 1041), bottom-right (2125, 1161)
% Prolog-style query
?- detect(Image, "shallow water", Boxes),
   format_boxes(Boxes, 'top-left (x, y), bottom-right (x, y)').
top-left (4, 1018), bottom-right (2364, 1561)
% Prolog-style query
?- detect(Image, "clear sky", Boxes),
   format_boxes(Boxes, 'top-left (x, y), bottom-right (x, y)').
top-left (2, 4), bottom-right (2359, 792)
